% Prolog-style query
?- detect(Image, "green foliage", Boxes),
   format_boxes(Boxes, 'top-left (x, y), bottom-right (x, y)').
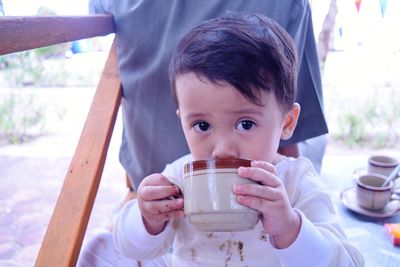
top-left (0, 38), bottom-right (106, 145)
top-left (0, 43), bottom-right (73, 87)
top-left (341, 112), bottom-right (365, 145)
top-left (0, 43), bottom-right (103, 88)
top-left (1, 51), bottom-right (43, 86)
top-left (329, 86), bottom-right (400, 149)
top-left (0, 91), bottom-right (45, 144)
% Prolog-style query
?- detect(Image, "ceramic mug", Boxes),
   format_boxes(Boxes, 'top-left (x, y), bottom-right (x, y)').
top-left (367, 155), bottom-right (398, 177)
top-left (355, 173), bottom-right (393, 210)
top-left (183, 158), bottom-right (260, 232)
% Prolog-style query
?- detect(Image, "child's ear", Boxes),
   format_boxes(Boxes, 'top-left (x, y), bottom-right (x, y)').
top-left (281, 103), bottom-right (300, 140)
top-left (176, 109), bottom-right (181, 118)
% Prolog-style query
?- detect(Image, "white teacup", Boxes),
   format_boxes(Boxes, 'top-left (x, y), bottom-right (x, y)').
top-left (183, 158), bottom-right (260, 232)
top-left (355, 173), bottom-right (393, 210)
top-left (368, 155), bottom-right (398, 177)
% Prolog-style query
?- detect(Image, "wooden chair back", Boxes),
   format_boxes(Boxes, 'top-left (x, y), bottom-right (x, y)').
top-left (0, 15), bottom-right (121, 266)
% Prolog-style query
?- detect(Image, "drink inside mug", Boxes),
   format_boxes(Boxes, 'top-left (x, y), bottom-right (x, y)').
top-left (183, 157), bottom-right (260, 232)
top-left (356, 174), bottom-right (393, 210)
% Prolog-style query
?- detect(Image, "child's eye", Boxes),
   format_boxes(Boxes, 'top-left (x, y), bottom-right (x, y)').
top-left (194, 121), bottom-right (210, 132)
top-left (236, 120), bottom-right (255, 131)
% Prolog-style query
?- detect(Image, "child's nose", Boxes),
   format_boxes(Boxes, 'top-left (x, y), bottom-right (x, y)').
top-left (211, 139), bottom-right (238, 159)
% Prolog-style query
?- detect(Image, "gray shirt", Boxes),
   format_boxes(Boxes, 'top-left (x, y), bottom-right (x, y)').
top-left (89, 0), bottom-right (328, 188)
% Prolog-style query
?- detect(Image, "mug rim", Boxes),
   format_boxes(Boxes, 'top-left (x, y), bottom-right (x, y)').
top-left (368, 155), bottom-right (398, 167)
top-left (356, 173), bottom-right (393, 191)
top-left (184, 157), bottom-right (251, 173)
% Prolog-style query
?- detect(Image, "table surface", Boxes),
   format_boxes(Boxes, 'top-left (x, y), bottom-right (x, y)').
top-left (322, 154), bottom-right (400, 267)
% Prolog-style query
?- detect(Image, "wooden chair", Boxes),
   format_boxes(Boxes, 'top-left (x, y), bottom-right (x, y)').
top-left (0, 15), bottom-right (122, 266)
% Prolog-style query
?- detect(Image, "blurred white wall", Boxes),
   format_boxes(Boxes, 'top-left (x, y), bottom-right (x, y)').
top-left (2, 0), bottom-right (89, 15)
top-left (311, 0), bottom-right (400, 51)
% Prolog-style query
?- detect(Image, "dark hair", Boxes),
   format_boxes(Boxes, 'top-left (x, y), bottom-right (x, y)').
top-left (169, 12), bottom-right (298, 112)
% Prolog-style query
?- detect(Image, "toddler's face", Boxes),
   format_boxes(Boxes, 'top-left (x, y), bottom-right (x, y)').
top-left (175, 72), bottom-right (299, 163)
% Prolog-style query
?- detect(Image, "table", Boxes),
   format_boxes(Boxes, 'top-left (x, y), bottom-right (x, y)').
top-left (322, 154), bottom-right (400, 267)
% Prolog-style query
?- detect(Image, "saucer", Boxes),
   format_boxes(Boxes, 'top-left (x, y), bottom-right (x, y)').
top-left (340, 188), bottom-right (400, 218)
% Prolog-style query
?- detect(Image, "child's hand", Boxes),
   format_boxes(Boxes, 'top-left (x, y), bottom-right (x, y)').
top-left (137, 173), bottom-right (184, 235)
top-left (233, 160), bottom-right (301, 249)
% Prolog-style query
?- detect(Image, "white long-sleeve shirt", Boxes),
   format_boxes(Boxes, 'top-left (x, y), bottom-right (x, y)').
top-left (113, 155), bottom-right (364, 266)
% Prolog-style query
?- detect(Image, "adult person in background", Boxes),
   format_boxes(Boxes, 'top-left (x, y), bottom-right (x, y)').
top-left (89, 0), bottom-right (328, 194)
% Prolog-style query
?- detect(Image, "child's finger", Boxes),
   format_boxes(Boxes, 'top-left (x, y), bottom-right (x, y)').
top-left (142, 198), bottom-right (184, 214)
top-left (156, 210), bottom-right (185, 221)
top-left (234, 183), bottom-right (283, 201)
top-left (140, 185), bottom-right (181, 201)
top-left (238, 166), bottom-right (281, 187)
top-left (251, 160), bottom-right (276, 174)
top-left (142, 200), bottom-right (184, 222)
top-left (236, 194), bottom-right (264, 211)
top-left (141, 173), bottom-right (175, 186)
top-left (236, 194), bottom-right (284, 215)
top-left (156, 198), bottom-right (184, 213)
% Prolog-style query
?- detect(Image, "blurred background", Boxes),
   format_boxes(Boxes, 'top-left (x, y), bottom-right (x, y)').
top-left (0, 0), bottom-right (399, 266)
top-left (1, 0), bottom-right (399, 149)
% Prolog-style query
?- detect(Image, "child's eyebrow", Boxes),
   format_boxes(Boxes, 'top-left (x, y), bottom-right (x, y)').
top-left (232, 109), bottom-right (264, 116)
top-left (184, 112), bottom-right (206, 119)
top-left (184, 109), bottom-right (264, 119)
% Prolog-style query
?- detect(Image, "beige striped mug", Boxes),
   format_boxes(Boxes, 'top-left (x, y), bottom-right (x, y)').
top-left (183, 158), bottom-right (260, 232)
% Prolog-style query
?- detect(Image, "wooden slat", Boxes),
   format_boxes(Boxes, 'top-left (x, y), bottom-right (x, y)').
top-left (0, 15), bottom-right (114, 55)
top-left (35, 38), bottom-right (121, 267)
